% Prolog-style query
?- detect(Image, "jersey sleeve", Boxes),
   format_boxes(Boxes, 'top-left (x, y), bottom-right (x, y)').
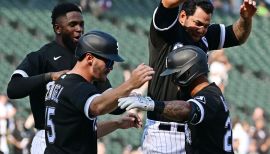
top-left (188, 95), bottom-right (220, 125)
top-left (12, 52), bottom-right (44, 78)
top-left (70, 83), bottom-right (99, 119)
top-left (206, 24), bottom-right (240, 50)
top-left (149, 2), bottom-right (180, 50)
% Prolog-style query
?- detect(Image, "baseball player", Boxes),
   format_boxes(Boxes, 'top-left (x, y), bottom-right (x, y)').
top-left (146, 0), bottom-right (256, 153)
top-left (44, 30), bottom-right (154, 154)
top-left (6, 3), bottom-right (115, 154)
top-left (119, 45), bottom-right (234, 154)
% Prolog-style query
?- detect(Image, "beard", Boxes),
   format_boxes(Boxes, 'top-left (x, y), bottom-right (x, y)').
top-left (178, 86), bottom-right (191, 101)
top-left (62, 34), bottom-right (77, 53)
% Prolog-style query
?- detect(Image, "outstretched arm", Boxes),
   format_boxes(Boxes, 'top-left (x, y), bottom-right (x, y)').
top-left (89, 64), bottom-right (154, 116)
top-left (7, 70), bottom-right (68, 99)
top-left (118, 96), bottom-right (203, 123)
top-left (97, 112), bottom-right (142, 138)
top-left (233, 0), bottom-right (257, 44)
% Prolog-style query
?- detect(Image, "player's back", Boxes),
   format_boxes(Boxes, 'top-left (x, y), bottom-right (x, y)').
top-left (45, 73), bottom-right (98, 154)
top-left (185, 83), bottom-right (234, 154)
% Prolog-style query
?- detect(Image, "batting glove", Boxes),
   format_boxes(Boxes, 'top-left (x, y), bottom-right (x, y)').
top-left (118, 96), bottom-right (155, 111)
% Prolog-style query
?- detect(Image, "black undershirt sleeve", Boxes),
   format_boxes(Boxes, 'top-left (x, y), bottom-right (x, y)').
top-left (7, 73), bottom-right (50, 99)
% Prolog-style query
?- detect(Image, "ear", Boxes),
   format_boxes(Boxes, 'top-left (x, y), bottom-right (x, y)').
top-left (86, 53), bottom-right (94, 65)
top-left (179, 10), bottom-right (187, 25)
top-left (54, 24), bottom-right (61, 34)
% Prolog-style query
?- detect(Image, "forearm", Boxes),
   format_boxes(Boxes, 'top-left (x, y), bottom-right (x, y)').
top-left (97, 120), bottom-right (119, 138)
top-left (7, 73), bottom-right (51, 99)
top-left (155, 100), bottom-right (191, 122)
top-left (90, 81), bottom-right (133, 116)
top-left (233, 16), bottom-right (252, 44)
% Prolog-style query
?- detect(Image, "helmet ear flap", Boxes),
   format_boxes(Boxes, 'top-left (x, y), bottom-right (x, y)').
top-left (172, 70), bottom-right (191, 86)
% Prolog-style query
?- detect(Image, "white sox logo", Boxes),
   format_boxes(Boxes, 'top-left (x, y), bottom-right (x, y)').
top-left (194, 96), bottom-right (206, 104)
top-left (173, 42), bottom-right (183, 50)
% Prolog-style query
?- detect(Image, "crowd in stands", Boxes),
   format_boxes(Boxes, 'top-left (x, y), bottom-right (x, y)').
top-left (0, 94), bottom-right (35, 154)
top-left (232, 107), bottom-right (270, 154)
top-left (212, 0), bottom-right (270, 17)
top-left (1, 0), bottom-right (270, 154)
top-left (80, 0), bottom-right (112, 17)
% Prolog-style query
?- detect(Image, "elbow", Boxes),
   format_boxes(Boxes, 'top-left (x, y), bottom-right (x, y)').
top-left (7, 85), bottom-right (24, 99)
top-left (7, 85), bottom-right (17, 99)
top-left (89, 104), bottom-right (106, 116)
top-left (238, 38), bottom-right (248, 45)
top-left (162, 0), bottom-right (181, 8)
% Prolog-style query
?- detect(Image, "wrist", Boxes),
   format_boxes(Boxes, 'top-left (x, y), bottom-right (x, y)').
top-left (44, 73), bottom-right (52, 82)
top-left (154, 101), bottom-right (165, 113)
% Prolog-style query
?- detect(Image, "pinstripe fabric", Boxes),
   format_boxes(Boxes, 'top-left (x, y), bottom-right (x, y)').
top-left (142, 119), bottom-right (186, 154)
top-left (31, 130), bottom-right (46, 154)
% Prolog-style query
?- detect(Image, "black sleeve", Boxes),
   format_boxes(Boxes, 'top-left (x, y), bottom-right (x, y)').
top-left (154, 2), bottom-right (179, 29)
top-left (70, 83), bottom-right (99, 113)
top-left (7, 51), bottom-right (49, 99)
top-left (149, 2), bottom-right (181, 54)
top-left (223, 25), bottom-right (240, 48)
top-left (7, 74), bottom-right (50, 99)
top-left (206, 24), bottom-right (240, 50)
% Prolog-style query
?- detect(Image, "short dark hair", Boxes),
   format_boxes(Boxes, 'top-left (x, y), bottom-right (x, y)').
top-left (51, 3), bottom-right (82, 26)
top-left (181, 0), bottom-right (214, 16)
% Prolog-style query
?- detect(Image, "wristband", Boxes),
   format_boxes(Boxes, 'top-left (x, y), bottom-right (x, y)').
top-left (44, 73), bottom-right (52, 82)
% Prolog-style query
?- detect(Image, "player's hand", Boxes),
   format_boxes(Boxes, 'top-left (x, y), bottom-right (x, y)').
top-left (240, 0), bottom-right (257, 19)
top-left (127, 64), bottom-right (154, 89)
top-left (117, 112), bottom-right (142, 129)
top-left (51, 70), bottom-right (69, 81)
top-left (118, 96), bottom-right (155, 111)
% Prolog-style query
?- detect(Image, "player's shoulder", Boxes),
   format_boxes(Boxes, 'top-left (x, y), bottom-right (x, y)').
top-left (37, 41), bottom-right (60, 54)
top-left (61, 74), bottom-right (96, 91)
top-left (26, 41), bottom-right (56, 57)
top-left (195, 83), bottom-right (223, 104)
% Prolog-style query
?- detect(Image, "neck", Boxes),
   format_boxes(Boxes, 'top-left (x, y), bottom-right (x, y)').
top-left (55, 36), bottom-right (73, 53)
top-left (68, 62), bottom-right (93, 83)
top-left (190, 76), bottom-right (209, 97)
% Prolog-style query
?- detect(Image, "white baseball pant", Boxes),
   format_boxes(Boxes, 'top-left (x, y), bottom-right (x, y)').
top-left (142, 119), bottom-right (186, 154)
top-left (31, 130), bottom-right (46, 154)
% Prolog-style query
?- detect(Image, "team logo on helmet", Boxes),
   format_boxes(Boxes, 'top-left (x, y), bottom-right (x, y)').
top-left (173, 42), bottom-right (183, 50)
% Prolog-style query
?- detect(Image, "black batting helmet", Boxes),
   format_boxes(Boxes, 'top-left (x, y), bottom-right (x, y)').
top-left (75, 30), bottom-right (124, 62)
top-left (160, 45), bottom-right (209, 86)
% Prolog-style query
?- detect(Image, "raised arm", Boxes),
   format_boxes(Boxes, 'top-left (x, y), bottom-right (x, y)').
top-left (89, 64), bottom-right (154, 116)
top-left (233, 0), bottom-right (257, 44)
top-left (162, 0), bottom-right (187, 8)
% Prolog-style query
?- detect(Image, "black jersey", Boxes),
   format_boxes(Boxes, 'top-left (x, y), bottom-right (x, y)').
top-left (44, 74), bottom-right (100, 154)
top-left (12, 41), bottom-right (76, 129)
top-left (11, 41), bottom-right (111, 129)
top-left (185, 83), bottom-right (234, 154)
top-left (147, 2), bottom-right (239, 121)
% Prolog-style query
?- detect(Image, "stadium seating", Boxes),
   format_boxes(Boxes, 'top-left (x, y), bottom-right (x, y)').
top-left (1, 0), bottom-right (270, 153)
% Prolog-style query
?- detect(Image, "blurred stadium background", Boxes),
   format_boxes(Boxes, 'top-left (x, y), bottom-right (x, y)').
top-left (0, 0), bottom-right (270, 153)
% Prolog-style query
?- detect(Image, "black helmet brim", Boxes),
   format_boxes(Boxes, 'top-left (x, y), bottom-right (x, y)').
top-left (160, 68), bottom-right (180, 76)
top-left (93, 52), bottom-right (124, 62)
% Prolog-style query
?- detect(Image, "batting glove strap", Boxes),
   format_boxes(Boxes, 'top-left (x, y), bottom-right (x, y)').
top-left (138, 96), bottom-right (155, 111)
top-left (118, 96), bottom-right (155, 111)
